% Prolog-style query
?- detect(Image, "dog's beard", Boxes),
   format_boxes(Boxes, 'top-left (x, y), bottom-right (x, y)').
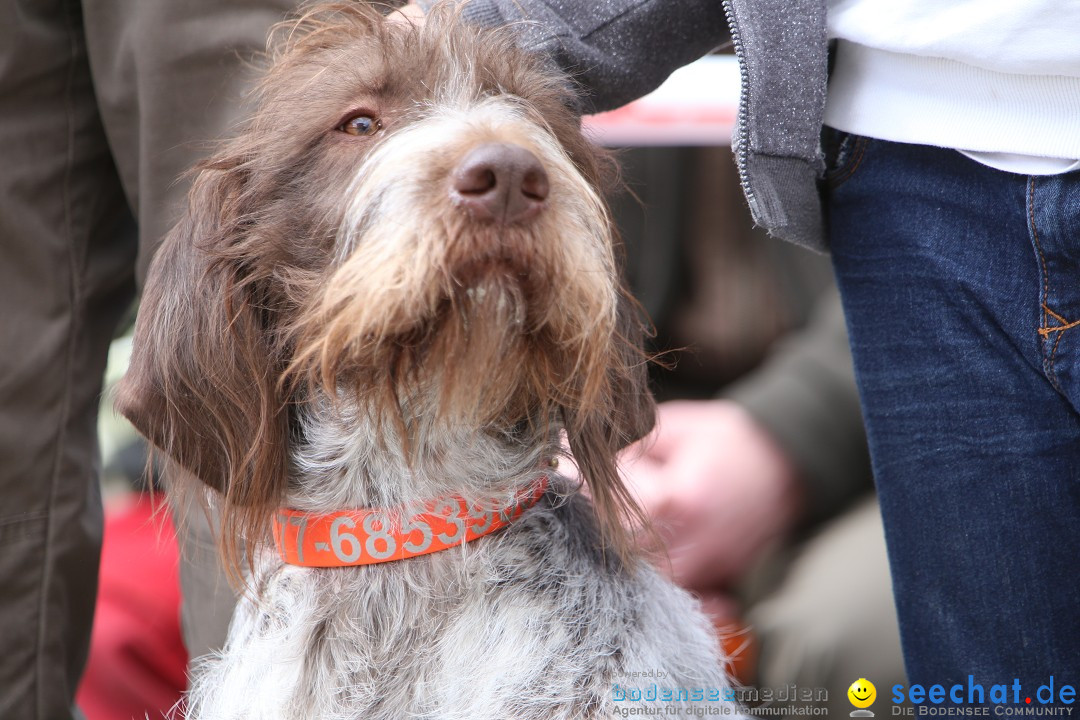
top-left (289, 215), bottom-right (619, 433)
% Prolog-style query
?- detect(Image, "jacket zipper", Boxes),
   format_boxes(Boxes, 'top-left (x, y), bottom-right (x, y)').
top-left (720, 0), bottom-right (755, 211)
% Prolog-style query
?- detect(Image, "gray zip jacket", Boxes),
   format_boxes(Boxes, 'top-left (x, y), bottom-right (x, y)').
top-left (459, 0), bottom-right (830, 251)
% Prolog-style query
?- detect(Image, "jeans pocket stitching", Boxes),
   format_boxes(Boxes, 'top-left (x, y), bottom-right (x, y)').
top-left (1028, 178), bottom-right (1068, 393)
top-left (1038, 308), bottom-right (1079, 377)
top-left (1039, 305), bottom-right (1080, 336)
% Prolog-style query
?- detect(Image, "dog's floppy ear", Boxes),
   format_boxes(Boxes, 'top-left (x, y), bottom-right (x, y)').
top-left (564, 285), bottom-right (656, 556)
top-left (115, 162), bottom-right (290, 508)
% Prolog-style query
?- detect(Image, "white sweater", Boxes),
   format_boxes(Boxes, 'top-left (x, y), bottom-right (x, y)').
top-left (823, 0), bottom-right (1080, 171)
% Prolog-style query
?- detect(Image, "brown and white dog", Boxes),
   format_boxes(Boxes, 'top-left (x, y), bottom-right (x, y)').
top-left (116, 3), bottom-right (737, 717)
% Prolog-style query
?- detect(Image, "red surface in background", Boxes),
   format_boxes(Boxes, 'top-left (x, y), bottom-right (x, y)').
top-left (76, 493), bottom-right (188, 720)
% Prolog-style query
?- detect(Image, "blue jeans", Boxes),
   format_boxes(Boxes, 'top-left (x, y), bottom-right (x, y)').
top-left (826, 135), bottom-right (1080, 696)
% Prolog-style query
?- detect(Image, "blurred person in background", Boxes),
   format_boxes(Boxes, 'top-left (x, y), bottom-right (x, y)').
top-left (615, 146), bottom-right (905, 715)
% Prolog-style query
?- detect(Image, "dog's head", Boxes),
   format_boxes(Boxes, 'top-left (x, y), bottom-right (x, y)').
top-left (116, 1), bottom-right (654, 563)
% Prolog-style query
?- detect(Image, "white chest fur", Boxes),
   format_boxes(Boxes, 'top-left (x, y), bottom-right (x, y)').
top-left (184, 491), bottom-right (734, 720)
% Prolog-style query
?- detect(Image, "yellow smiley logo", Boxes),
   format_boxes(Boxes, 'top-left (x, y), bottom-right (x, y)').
top-left (848, 678), bottom-right (877, 709)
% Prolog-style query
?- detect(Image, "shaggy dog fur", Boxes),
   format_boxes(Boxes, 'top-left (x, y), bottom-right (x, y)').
top-left (116, 3), bottom-right (738, 717)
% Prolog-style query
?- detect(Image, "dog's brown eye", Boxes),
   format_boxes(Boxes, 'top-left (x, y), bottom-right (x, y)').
top-left (339, 115), bottom-right (381, 136)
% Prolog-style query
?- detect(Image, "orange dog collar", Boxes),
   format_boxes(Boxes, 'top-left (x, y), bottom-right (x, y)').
top-left (273, 478), bottom-right (549, 567)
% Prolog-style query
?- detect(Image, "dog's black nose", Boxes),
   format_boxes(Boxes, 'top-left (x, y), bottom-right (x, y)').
top-left (450, 143), bottom-right (549, 224)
